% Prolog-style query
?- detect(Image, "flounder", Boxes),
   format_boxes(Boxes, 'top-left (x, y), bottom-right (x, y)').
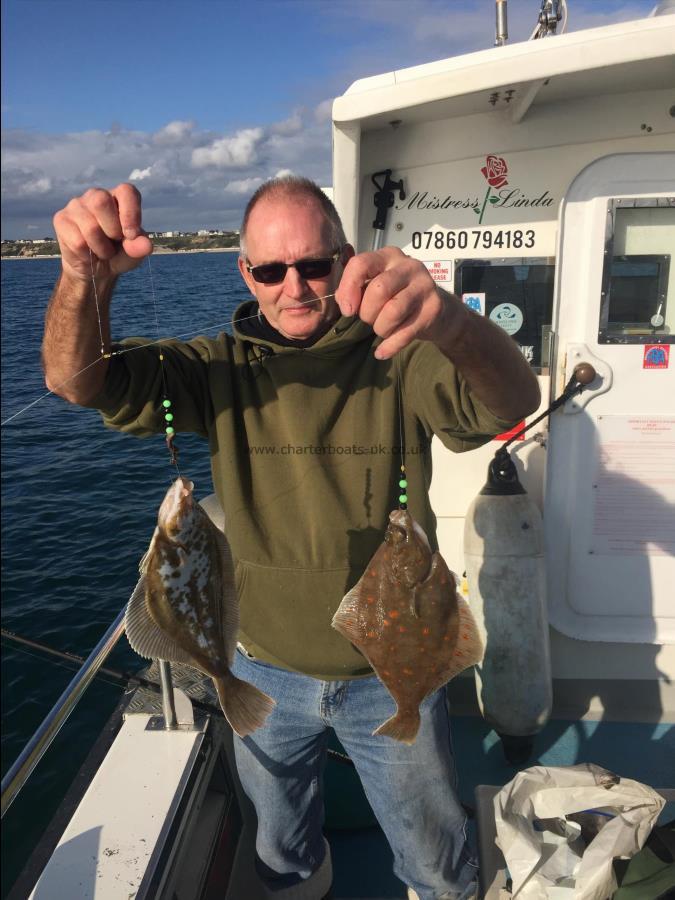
top-left (125, 477), bottom-right (275, 736)
top-left (332, 508), bottom-right (482, 744)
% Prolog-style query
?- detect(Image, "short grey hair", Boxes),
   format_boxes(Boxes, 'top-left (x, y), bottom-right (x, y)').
top-left (239, 175), bottom-right (347, 259)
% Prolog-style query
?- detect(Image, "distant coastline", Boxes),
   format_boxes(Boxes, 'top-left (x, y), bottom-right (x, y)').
top-left (2, 246), bottom-right (241, 260)
top-left (2, 232), bottom-right (241, 259)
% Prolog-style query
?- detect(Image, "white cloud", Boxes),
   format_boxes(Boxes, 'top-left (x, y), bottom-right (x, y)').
top-left (314, 99), bottom-right (333, 124)
top-left (191, 127), bottom-right (264, 169)
top-left (129, 166), bottom-right (153, 181)
top-left (153, 120), bottom-right (194, 145)
top-left (1, 115), bottom-right (332, 237)
top-left (17, 175), bottom-right (52, 195)
top-left (224, 177), bottom-right (263, 194)
top-left (271, 110), bottom-right (303, 136)
top-left (274, 169), bottom-right (294, 178)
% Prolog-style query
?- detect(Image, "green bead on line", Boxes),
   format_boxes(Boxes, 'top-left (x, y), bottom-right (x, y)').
top-left (165, 413), bottom-right (174, 422)
top-left (399, 493), bottom-right (408, 504)
top-left (398, 479), bottom-right (408, 489)
top-left (165, 426), bottom-right (175, 436)
top-left (162, 399), bottom-right (172, 408)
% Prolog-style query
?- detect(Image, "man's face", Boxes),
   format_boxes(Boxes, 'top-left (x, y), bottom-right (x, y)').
top-left (238, 196), bottom-right (351, 341)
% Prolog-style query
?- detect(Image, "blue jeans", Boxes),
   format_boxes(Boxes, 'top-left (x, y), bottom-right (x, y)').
top-left (232, 647), bottom-right (478, 900)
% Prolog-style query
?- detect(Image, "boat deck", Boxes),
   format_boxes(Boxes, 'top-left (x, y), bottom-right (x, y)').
top-left (326, 713), bottom-right (675, 899)
top-left (14, 663), bottom-right (674, 900)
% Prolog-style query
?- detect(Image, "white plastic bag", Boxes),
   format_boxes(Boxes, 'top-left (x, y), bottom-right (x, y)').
top-left (494, 763), bottom-right (665, 900)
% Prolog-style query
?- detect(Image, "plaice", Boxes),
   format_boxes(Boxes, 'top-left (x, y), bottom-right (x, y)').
top-left (332, 508), bottom-right (483, 744)
top-left (125, 477), bottom-right (274, 737)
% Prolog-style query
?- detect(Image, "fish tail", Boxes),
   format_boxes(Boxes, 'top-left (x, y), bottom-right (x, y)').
top-left (373, 708), bottom-right (421, 745)
top-left (214, 673), bottom-right (275, 738)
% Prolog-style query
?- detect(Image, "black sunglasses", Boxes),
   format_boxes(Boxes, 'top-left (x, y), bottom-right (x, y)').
top-left (246, 250), bottom-right (342, 285)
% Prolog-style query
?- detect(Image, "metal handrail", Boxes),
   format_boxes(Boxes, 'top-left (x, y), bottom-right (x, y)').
top-left (1, 606), bottom-right (127, 817)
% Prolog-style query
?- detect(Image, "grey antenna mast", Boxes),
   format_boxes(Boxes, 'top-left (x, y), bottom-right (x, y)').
top-left (495, 0), bottom-right (508, 46)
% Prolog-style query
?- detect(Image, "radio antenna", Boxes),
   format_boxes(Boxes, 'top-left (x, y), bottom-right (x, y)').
top-left (495, 0), bottom-right (508, 46)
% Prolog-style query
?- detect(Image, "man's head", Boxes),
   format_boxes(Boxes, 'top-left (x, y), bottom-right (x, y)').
top-left (238, 176), bottom-right (354, 341)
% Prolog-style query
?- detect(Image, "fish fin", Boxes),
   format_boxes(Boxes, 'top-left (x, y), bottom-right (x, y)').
top-left (443, 597), bottom-right (485, 681)
top-left (214, 672), bottom-right (275, 737)
top-left (125, 575), bottom-right (198, 666)
top-left (331, 585), bottom-right (363, 644)
top-left (138, 529), bottom-right (159, 575)
top-left (211, 522), bottom-right (239, 660)
top-left (373, 708), bottom-right (421, 745)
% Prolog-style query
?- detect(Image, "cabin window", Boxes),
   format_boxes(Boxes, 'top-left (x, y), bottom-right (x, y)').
top-left (598, 200), bottom-right (675, 344)
top-left (454, 257), bottom-right (555, 372)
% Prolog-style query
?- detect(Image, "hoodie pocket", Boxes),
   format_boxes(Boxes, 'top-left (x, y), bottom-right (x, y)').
top-left (234, 559), bottom-right (372, 678)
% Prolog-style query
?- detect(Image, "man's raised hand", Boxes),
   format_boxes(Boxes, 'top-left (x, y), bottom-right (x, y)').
top-left (53, 183), bottom-right (153, 283)
top-left (335, 247), bottom-right (467, 360)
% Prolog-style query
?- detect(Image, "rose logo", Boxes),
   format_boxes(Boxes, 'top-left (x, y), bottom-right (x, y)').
top-left (474, 154), bottom-right (509, 223)
top-left (481, 155), bottom-right (508, 189)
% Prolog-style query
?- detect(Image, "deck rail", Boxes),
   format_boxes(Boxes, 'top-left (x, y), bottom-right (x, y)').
top-left (1, 606), bottom-right (128, 817)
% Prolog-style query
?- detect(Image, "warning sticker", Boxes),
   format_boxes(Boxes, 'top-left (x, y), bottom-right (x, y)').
top-left (643, 345), bottom-right (669, 369)
top-left (424, 260), bottom-right (453, 283)
top-left (462, 292), bottom-right (485, 316)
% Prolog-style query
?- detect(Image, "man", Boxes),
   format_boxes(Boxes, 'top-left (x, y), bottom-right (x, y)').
top-left (43, 176), bottom-right (540, 900)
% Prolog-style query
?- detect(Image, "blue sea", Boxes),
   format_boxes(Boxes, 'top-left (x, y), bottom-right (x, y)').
top-left (0, 252), bottom-right (249, 896)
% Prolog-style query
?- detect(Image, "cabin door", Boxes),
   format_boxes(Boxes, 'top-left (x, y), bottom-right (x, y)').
top-left (545, 152), bottom-right (675, 644)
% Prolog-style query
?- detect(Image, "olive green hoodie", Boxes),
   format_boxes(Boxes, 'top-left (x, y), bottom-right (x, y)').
top-left (90, 301), bottom-right (512, 678)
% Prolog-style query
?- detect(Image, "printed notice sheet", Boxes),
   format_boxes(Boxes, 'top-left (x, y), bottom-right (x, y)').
top-left (591, 416), bottom-right (675, 556)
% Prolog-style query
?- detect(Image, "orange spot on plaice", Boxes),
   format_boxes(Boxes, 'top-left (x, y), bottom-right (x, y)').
top-left (383, 619), bottom-right (391, 627)
top-left (388, 610), bottom-right (400, 619)
top-left (422, 627), bottom-right (431, 636)
top-left (368, 569), bottom-right (377, 578)
top-left (403, 668), bottom-right (414, 676)
top-left (398, 626), bottom-right (407, 633)
top-left (366, 596), bottom-right (375, 604)
top-left (366, 630), bottom-right (377, 639)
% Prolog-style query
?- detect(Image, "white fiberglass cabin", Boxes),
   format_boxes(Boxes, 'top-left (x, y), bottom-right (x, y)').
top-left (332, 9), bottom-right (675, 723)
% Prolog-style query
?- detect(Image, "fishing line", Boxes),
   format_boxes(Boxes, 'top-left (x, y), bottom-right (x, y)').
top-left (141, 255), bottom-right (183, 475)
top-left (395, 355), bottom-right (408, 510)
top-left (88, 249), bottom-right (107, 357)
top-left (1, 357), bottom-right (105, 427)
top-left (0, 291), bottom-right (340, 428)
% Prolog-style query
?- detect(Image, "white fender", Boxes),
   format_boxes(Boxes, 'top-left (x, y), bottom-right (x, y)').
top-left (464, 485), bottom-right (552, 757)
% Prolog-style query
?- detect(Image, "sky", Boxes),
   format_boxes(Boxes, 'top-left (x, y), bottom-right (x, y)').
top-left (1, 0), bottom-right (659, 239)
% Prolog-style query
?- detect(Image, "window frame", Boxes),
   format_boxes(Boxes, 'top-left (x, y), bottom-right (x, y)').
top-left (598, 197), bottom-right (674, 345)
top-left (453, 255), bottom-right (556, 373)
